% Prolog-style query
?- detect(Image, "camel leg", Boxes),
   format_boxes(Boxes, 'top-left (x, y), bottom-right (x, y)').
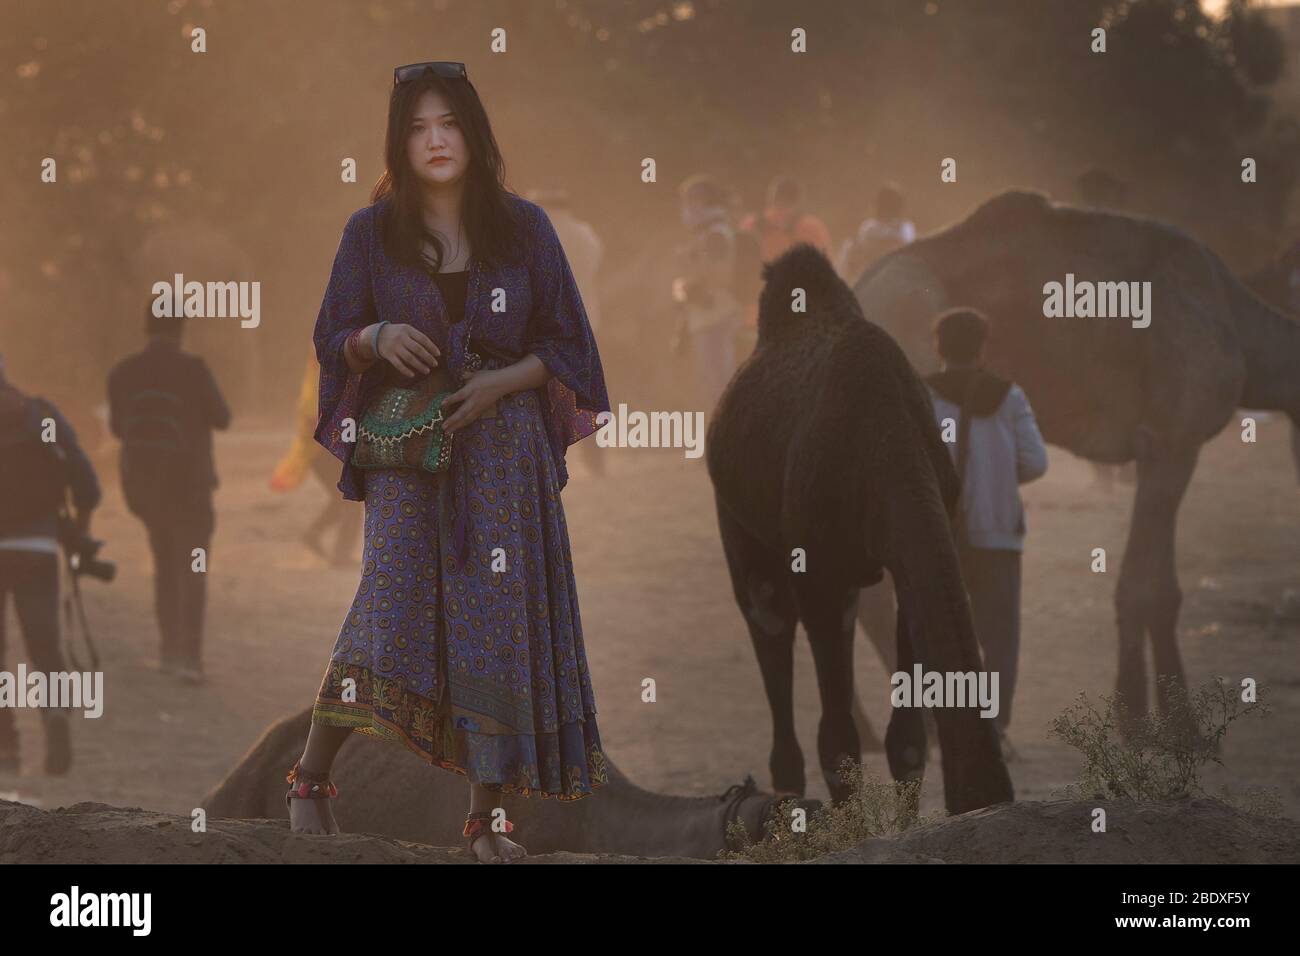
top-left (1115, 442), bottom-right (1199, 725)
top-left (884, 600), bottom-right (926, 788)
top-left (791, 576), bottom-right (862, 805)
top-left (858, 573), bottom-right (939, 749)
top-left (715, 499), bottom-right (804, 796)
top-left (848, 689), bottom-right (883, 753)
top-left (850, 579), bottom-right (896, 752)
top-left (856, 575), bottom-right (898, 672)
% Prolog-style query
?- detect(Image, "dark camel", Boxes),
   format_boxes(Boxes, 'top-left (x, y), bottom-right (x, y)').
top-left (1246, 240), bottom-right (1300, 480)
top-left (853, 190), bottom-right (1300, 722)
top-left (706, 244), bottom-right (1013, 814)
top-left (201, 707), bottom-right (816, 859)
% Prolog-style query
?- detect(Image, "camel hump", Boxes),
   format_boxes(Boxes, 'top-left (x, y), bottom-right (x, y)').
top-left (201, 707), bottom-right (313, 819)
top-left (759, 242), bottom-right (851, 320)
top-left (965, 190), bottom-right (1052, 230)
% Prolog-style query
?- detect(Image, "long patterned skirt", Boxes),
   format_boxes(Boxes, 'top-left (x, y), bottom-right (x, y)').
top-left (311, 388), bottom-right (609, 800)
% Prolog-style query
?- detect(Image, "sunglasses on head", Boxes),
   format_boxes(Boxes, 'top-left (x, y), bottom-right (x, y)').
top-left (393, 61), bottom-right (468, 86)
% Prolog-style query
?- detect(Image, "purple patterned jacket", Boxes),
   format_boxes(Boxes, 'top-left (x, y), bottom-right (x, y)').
top-left (313, 194), bottom-right (610, 505)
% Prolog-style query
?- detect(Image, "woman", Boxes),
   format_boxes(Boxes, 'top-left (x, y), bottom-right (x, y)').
top-left (286, 61), bottom-right (611, 863)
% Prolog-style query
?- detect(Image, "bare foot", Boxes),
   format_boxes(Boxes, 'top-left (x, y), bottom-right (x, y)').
top-left (288, 793), bottom-right (339, 835)
top-left (287, 763), bottom-right (340, 836)
top-left (469, 830), bottom-right (527, 863)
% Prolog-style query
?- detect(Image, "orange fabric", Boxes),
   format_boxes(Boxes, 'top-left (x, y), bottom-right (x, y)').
top-left (737, 207), bottom-right (833, 328)
top-left (740, 206), bottom-right (833, 260)
top-left (270, 346), bottom-right (321, 491)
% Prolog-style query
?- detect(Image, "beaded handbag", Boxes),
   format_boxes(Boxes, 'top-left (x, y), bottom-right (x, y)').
top-left (351, 342), bottom-right (483, 474)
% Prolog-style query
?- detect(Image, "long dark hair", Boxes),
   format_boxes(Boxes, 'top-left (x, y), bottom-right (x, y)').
top-left (370, 70), bottom-right (523, 273)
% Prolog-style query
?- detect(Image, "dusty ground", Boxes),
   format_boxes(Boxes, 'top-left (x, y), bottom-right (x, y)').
top-left (3, 794), bottom-right (1296, 864)
top-left (1, 405), bottom-right (1297, 856)
top-left (0, 799), bottom-right (704, 864)
top-left (817, 796), bottom-right (1300, 864)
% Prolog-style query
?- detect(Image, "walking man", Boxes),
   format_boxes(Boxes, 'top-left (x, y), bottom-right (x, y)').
top-left (925, 308), bottom-right (1048, 757)
top-left (108, 308), bottom-right (230, 683)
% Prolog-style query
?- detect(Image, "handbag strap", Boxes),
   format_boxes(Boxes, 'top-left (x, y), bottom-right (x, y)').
top-left (459, 258), bottom-right (481, 380)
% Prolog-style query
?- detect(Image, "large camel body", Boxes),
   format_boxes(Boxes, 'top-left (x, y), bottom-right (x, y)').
top-left (1245, 240), bottom-right (1300, 480)
top-left (706, 244), bottom-right (1013, 813)
top-left (202, 708), bottom-right (808, 859)
top-left (852, 191), bottom-right (1300, 719)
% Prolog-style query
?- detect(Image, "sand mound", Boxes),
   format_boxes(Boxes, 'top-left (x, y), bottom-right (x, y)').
top-left (816, 798), bottom-right (1300, 864)
top-left (3, 796), bottom-right (1295, 864)
top-left (0, 799), bottom-right (703, 864)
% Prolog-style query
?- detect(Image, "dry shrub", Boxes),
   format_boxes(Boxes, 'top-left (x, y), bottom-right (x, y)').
top-left (719, 758), bottom-right (933, 863)
top-left (1049, 676), bottom-right (1269, 803)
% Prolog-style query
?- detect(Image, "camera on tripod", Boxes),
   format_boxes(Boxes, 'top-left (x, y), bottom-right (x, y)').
top-left (56, 508), bottom-right (116, 583)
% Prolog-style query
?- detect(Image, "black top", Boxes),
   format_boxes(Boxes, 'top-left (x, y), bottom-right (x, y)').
top-left (925, 367), bottom-right (1013, 418)
top-left (0, 386), bottom-right (101, 538)
top-left (434, 269), bottom-right (469, 324)
top-left (107, 340), bottom-right (231, 493)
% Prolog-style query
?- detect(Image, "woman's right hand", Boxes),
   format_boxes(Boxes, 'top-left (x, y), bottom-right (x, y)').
top-left (376, 323), bottom-right (441, 377)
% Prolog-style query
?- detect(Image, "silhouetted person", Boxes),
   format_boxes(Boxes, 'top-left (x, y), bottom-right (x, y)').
top-left (0, 352), bottom-right (101, 774)
top-left (737, 175), bottom-right (834, 343)
top-left (925, 309), bottom-right (1047, 758)
top-left (737, 175), bottom-right (834, 260)
top-left (671, 174), bottom-right (743, 411)
top-left (108, 308), bottom-right (230, 683)
top-left (836, 182), bottom-right (916, 282)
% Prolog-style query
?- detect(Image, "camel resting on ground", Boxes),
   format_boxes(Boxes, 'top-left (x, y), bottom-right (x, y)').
top-left (201, 707), bottom-right (814, 860)
top-left (706, 243), bottom-right (1013, 814)
top-left (853, 190), bottom-right (1300, 721)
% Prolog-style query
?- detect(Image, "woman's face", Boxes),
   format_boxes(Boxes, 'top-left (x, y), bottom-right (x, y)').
top-left (406, 89), bottom-right (469, 190)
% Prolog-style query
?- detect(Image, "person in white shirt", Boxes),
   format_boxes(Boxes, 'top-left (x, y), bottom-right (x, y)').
top-left (671, 174), bottom-right (742, 410)
top-left (924, 309), bottom-right (1048, 758)
top-left (836, 182), bottom-right (917, 283)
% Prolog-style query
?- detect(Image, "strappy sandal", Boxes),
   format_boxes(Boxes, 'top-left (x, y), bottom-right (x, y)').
top-left (463, 810), bottom-right (518, 863)
top-left (285, 760), bottom-right (339, 834)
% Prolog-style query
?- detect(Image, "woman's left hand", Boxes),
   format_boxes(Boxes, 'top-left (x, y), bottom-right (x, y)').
top-left (442, 369), bottom-right (504, 433)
